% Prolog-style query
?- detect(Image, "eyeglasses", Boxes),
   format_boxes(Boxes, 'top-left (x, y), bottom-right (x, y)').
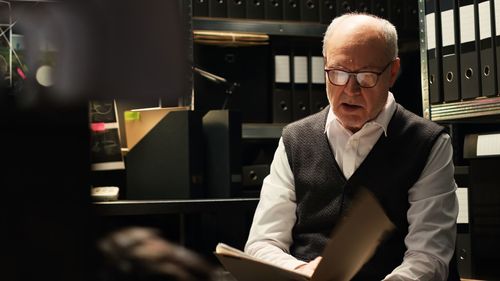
top-left (324, 61), bottom-right (394, 88)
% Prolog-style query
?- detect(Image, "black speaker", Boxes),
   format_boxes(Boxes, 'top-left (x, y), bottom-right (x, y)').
top-left (203, 110), bottom-right (242, 198)
top-left (126, 110), bottom-right (204, 199)
top-left (457, 232), bottom-right (472, 278)
top-left (242, 164), bottom-right (270, 188)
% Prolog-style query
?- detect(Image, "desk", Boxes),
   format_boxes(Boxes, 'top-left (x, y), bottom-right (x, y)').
top-left (93, 198), bottom-right (260, 216)
top-left (93, 198), bottom-right (260, 258)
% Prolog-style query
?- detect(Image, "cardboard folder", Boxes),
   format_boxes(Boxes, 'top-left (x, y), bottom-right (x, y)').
top-left (440, 0), bottom-right (461, 102)
top-left (215, 188), bottom-right (395, 281)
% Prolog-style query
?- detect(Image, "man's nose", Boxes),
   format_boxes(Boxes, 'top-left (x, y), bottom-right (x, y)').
top-left (344, 74), bottom-right (361, 96)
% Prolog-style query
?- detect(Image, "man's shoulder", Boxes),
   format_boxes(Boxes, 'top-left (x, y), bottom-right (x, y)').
top-left (283, 107), bottom-right (329, 135)
top-left (392, 104), bottom-right (445, 137)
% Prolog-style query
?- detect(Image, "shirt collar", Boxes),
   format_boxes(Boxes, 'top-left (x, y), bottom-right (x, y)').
top-left (324, 91), bottom-right (396, 137)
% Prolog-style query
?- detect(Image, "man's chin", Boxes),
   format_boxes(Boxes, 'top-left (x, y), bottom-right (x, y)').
top-left (337, 117), bottom-right (364, 133)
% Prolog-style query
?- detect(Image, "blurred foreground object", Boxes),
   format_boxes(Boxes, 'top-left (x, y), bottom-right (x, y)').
top-left (8, 0), bottom-right (190, 107)
top-left (98, 227), bottom-right (216, 281)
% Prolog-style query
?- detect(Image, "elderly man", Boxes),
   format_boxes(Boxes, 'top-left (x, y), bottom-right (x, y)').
top-left (245, 13), bottom-right (459, 281)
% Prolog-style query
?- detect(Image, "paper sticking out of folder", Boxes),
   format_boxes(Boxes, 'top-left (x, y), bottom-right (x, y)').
top-left (193, 30), bottom-right (269, 46)
top-left (124, 106), bottom-right (189, 150)
top-left (215, 187), bottom-right (395, 281)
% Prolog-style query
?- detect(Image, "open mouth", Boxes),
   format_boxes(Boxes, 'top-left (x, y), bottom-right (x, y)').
top-left (341, 103), bottom-right (362, 110)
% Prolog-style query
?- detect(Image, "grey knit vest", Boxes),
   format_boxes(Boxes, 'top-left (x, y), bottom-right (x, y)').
top-left (282, 104), bottom-right (459, 281)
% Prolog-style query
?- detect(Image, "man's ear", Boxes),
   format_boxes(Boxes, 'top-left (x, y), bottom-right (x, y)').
top-left (389, 57), bottom-right (401, 87)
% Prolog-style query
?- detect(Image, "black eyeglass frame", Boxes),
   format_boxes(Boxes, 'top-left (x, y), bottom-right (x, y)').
top-left (324, 60), bottom-right (394, 88)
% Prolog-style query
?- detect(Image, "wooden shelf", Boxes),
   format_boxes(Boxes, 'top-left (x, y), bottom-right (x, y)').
top-left (242, 123), bottom-right (286, 139)
top-left (193, 17), bottom-right (327, 37)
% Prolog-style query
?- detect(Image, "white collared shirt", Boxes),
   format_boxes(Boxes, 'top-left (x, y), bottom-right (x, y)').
top-left (245, 92), bottom-right (458, 281)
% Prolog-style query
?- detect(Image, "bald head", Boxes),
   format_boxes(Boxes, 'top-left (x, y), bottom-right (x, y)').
top-left (322, 13), bottom-right (398, 62)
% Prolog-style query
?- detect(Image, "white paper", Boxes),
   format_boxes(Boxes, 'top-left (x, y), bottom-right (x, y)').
top-left (441, 10), bottom-right (455, 47)
top-left (460, 5), bottom-right (476, 43)
top-left (426, 13), bottom-right (436, 50)
top-left (477, 133), bottom-right (500, 156)
top-left (495, 0), bottom-right (500, 35)
top-left (311, 56), bottom-right (325, 84)
top-left (457, 188), bottom-right (469, 224)
top-left (274, 55), bottom-right (290, 83)
top-left (479, 1), bottom-right (492, 40)
top-left (294, 56), bottom-right (308, 84)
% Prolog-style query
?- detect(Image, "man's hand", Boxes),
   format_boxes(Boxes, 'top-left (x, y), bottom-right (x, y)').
top-left (295, 256), bottom-right (323, 277)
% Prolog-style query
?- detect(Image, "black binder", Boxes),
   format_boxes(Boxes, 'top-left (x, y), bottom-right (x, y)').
top-left (300, 0), bottom-right (320, 22)
top-left (292, 48), bottom-right (311, 121)
top-left (426, 0), bottom-right (443, 104)
top-left (265, 0), bottom-right (283, 20)
top-left (309, 47), bottom-right (329, 114)
top-left (247, 0), bottom-right (265, 18)
top-left (478, 0), bottom-right (497, 97)
top-left (209, 0), bottom-right (228, 17)
top-left (458, 0), bottom-right (481, 100)
top-left (389, 0), bottom-right (404, 30)
top-left (193, 0), bottom-right (209, 16)
top-left (440, 0), bottom-right (461, 102)
top-left (371, 0), bottom-right (389, 19)
top-left (228, 0), bottom-right (246, 18)
top-left (337, 0), bottom-right (355, 15)
top-left (356, 0), bottom-right (371, 13)
top-left (272, 49), bottom-right (293, 123)
top-left (319, 0), bottom-right (335, 24)
top-left (495, 0), bottom-right (500, 95)
top-left (405, 0), bottom-right (419, 34)
top-left (284, 0), bottom-right (301, 20)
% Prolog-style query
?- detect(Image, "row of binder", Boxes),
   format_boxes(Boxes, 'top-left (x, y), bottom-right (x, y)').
top-left (425, 0), bottom-right (500, 104)
top-left (193, 0), bottom-right (418, 28)
top-left (272, 46), bottom-right (329, 123)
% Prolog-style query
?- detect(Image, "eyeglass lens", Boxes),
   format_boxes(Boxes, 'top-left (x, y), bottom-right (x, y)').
top-left (330, 71), bottom-right (378, 87)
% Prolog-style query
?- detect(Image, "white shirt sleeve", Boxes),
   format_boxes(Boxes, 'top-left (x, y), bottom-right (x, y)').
top-left (384, 133), bottom-right (459, 281)
top-left (244, 138), bottom-right (307, 270)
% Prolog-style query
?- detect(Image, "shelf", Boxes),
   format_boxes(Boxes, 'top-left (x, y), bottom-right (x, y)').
top-left (93, 198), bottom-right (259, 216)
top-left (429, 97), bottom-right (500, 121)
top-left (193, 17), bottom-right (327, 37)
top-left (242, 123), bottom-right (286, 139)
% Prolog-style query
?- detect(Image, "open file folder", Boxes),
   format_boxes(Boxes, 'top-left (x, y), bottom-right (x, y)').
top-left (215, 188), bottom-right (395, 281)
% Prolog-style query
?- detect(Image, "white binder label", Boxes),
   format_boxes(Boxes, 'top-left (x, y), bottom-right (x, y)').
top-left (293, 56), bottom-right (308, 84)
top-left (441, 10), bottom-right (455, 47)
top-left (426, 13), bottom-right (436, 50)
top-left (457, 188), bottom-right (469, 224)
top-left (479, 1), bottom-right (492, 40)
top-left (274, 55), bottom-right (290, 83)
top-left (311, 56), bottom-right (325, 84)
top-left (460, 5), bottom-right (475, 43)
top-left (477, 133), bottom-right (500, 156)
top-left (496, 0), bottom-right (500, 35)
